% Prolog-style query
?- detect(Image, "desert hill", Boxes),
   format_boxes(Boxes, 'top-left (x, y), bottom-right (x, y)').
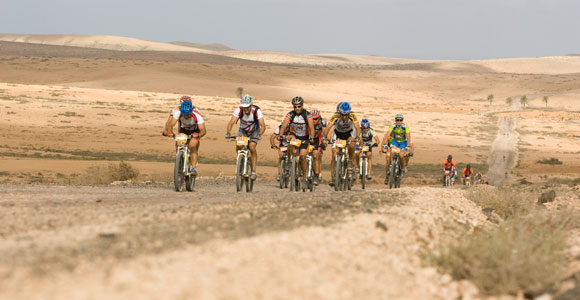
top-left (170, 41), bottom-right (233, 52)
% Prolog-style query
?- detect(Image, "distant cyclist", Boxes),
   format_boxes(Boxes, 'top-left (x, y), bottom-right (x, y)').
top-left (441, 154), bottom-right (457, 185)
top-left (381, 113), bottom-right (414, 184)
top-left (356, 118), bottom-right (380, 180)
top-left (310, 108), bottom-right (327, 185)
top-left (163, 99), bottom-right (207, 176)
top-left (225, 94), bottom-right (266, 180)
top-left (270, 123), bottom-right (290, 181)
top-left (463, 163), bottom-right (474, 185)
top-left (279, 96), bottom-right (315, 186)
top-left (323, 101), bottom-right (360, 186)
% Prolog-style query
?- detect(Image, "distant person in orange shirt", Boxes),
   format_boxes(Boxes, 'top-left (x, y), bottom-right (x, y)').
top-left (463, 163), bottom-right (474, 185)
top-left (441, 154), bottom-right (456, 185)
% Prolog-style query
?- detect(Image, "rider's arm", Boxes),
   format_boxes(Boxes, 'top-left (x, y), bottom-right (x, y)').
top-left (406, 131), bottom-right (414, 152)
top-left (354, 121), bottom-right (361, 137)
top-left (258, 117), bottom-right (266, 136)
top-left (323, 124), bottom-right (334, 139)
top-left (373, 134), bottom-right (381, 145)
top-left (270, 133), bottom-right (278, 147)
top-left (280, 118), bottom-right (290, 137)
top-left (307, 117), bottom-right (315, 140)
top-left (197, 123), bottom-right (207, 138)
top-left (165, 117), bottom-right (178, 133)
top-left (226, 115), bottom-right (238, 135)
top-left (381, 130), bottom-right (392, 147)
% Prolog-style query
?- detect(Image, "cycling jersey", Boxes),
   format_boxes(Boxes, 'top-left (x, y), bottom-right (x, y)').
top-left (233, 106), bottom-right (263, 132)
top-left (284, 110), bottom-right (313, 138)
top-left (313, 118), bottom-right (327, 138)
top-left (443, 160), bottom-right (456, 170)
top-left (360, 128), bottom-right (376, 144)
top-left (388, 123), bottom-right (409, 143)
top-left (332, 115), bottom-right (354, 133)
top-left (329, 112), bottom-right (358, 123)
top-left (463, 168), bottom-right (474, 177)
top-left (171, 110), bottom-right (204, 132)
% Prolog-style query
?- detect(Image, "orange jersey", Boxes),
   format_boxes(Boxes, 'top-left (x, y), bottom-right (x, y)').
top-left (463, 168), bottom-right (474, 176)
top-left (443, 160), bottom-right (456, 170)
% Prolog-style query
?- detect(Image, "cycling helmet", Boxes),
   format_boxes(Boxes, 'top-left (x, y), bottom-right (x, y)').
top-left (466, 164), bottom-right (471, 169)
top-left (361, 118), bottom-right (370, 129)
top-left (180, 100), bottom-right (193, 115)
top-left (338, 101), bottom-right (351, 114)
top-left (291, 96), bottom-right (304, 105)
top-left (336, 102), bottom-right (344, 112)
top-left (180, 96), bottom-right (192, 103)
top-left (240, 94), bottom-right (253, 108)
top-left (447, 154), bottom-right (452, 160)
top-left (395, 113), bottom-right (404, 120)
top-left (310, 108), bottom-right (320, 119)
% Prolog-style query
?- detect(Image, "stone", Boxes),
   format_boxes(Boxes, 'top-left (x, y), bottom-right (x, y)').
top-left (538, 190), bottom-right (556, 204)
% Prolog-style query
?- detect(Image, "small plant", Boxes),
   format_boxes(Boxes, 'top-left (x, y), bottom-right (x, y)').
top-left (505, 97), bottom-right (513, 105)
top-left (537, 157), bottom-right (563, 165)
top-left (236, 87), bottom-right (244, 98)
top-left (543, 96), bottom-right (549, 107)
top-left (487, 94), bottom-right (494, 105)
top-left (520, 95), bottom-right (528, 109)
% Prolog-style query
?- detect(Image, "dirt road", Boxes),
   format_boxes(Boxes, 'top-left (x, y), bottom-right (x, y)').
top-left (0, 181), bottom-right (490, 300)
top-left (488, 117), bottom-right (519, 186)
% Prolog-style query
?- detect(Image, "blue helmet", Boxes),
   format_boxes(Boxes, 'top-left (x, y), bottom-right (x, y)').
top-left (180, 100), bottom-right (193, 115)
top-left (338, 101), bottom-right (351, 114)
top-left (361, 118), bottom-right (370, 129)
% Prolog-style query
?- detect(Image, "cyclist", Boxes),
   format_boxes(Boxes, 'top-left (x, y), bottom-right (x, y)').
top-left (164, 96), bottom-right (192, 133)
top-left (463, 164), bottom-right (474, 185)
top-left (225, 94), bottom-right (266, 180)
top-left (441, 154), bottom-right (457, 185)
top-left (380, 113), bottom-right (414, 184)
top-left (310, 108), bottom-right (327, 185)
top-left (323, 101), bottom-right (360, 186)
top-left (280, 96), bottom-right (315, 186)
top-left (270, 123), bottom-right (290, 181)
top-left (163, 99), bottom-right (207, 176)
top-left (356, 118), bottom-right (380, 180)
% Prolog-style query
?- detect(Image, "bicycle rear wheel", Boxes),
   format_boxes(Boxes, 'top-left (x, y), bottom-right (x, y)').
top-left (361, 159), bottom-right (367, 190)
top-left (279, 160), bottom-right (285, 189)
top-left (334, 155), bottom-right (342, 191)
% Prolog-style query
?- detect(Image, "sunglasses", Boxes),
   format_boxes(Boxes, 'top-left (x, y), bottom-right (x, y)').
top-left (293, 105), bottom-right (302, 108)
top-left (395, 118), bottom-right (403, 121)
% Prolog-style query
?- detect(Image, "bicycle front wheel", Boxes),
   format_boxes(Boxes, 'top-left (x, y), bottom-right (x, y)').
top-left (235, 154), bottom-right (244, 192)
top-left (174, 150), bottom-right (185, 192)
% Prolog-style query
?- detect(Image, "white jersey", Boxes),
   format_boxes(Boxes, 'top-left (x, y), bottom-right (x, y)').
top-left (233, 107), bottom-right (263, 132)
top-left (171, 109), bottom-right (204, 131)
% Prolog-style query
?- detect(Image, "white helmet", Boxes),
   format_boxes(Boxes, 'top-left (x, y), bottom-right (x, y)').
top-left (395, 113), bottom-right (404, 120)
top-left (240, 94), bottom-right (253, 108)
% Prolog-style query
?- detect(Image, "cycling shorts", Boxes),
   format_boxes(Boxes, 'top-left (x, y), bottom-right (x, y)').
top-left (391, 140), bottom-right (407, 149)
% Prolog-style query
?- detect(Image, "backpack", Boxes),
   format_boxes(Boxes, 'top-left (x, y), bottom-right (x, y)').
top-left (236, 105), bottom-right (261, 129)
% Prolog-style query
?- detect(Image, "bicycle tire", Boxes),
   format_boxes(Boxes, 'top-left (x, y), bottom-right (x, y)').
top-left (334, 155), bottom-right (342, 191)
top-left (279, 160), bottom-right (285, 189)
top-left (361, 159), bottom-right (367, 190)
top-left (290, 156), bottom-right (296, 192)
top-left (174, 150), bottom-right (185, 192)
top-left (236, 154), bottom-right (244, 192)
top-left (246, 156), bottom-right (252, 192)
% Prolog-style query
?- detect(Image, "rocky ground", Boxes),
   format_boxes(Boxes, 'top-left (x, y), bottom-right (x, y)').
top-left (0, 181), bottom-right (496, 300)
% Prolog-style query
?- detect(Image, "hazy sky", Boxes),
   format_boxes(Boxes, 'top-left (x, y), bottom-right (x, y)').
top-left (1, 0), bottom-right (579, 59)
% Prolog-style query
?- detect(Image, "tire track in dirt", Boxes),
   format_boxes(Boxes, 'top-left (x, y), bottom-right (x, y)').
top-left (488, 117), bottom-right (519, 186)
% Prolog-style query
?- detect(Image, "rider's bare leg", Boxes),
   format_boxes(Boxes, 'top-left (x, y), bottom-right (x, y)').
top-left (249, 142), bottom-right (258, 171)
top-left (367, 151), bottom-right (373, 175)
top-left (313, 150), bottom-right (321, 175)
top-left (190, 139), bottom-right (200, 168)
top-left (330, 148), bottom-right (337, 176)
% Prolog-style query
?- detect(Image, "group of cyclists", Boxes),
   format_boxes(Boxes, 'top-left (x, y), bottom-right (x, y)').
top-left (163, 94), bottom-right (480, 188)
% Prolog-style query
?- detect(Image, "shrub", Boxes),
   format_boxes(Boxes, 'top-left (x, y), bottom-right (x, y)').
top-left (466, 187), bottom-right (535, 220)
top-left (537, 158), bottom-right (563, 165)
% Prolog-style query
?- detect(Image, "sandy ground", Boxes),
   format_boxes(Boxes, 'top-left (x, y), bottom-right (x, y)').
top-left (0, 35), bottom-right (579, 299)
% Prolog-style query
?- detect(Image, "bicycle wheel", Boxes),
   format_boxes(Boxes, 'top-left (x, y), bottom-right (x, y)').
top-left (290, 156), bottom-right (296, 192)
top-left (235, 154), bottom-right (244, 192)
top-left (279, 160), bottom-right (285, 189)
top-left (341, 160), bottom-right (348, 191)
top-left (185, 175), bottom-right (195, 192)
top-left (389, 161), bottom-right (396, 189)
top-left (174, 150), bottom-right (185, 192)
top-left (361, 159), bottom-right (367, 190)
top-left (334, 155), bottom-right (342, 191)
top-left (245, 157), bottom-right (252, 192)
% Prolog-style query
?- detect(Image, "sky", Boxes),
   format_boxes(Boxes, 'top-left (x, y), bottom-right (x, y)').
top-left (1, 0), bottom-right (579, 60)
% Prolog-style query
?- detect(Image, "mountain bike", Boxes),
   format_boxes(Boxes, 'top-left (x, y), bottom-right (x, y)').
top-left (173, 133), bottom-right (197, 192)
top-left (333, 139), bottom-right (352, 191)
top-left (387, 146), bottom-right (409, 189)
top-left (464, 175), bottom-right (471, 187)
top-left (359, 143), bottom-right (378, 190)
top-left (303, 144), bottom-right (315, 192)
top-left (288, 138), bottom-right (303, 192)
top-left (228, 136), bottom-right (254, 192)
top-left (443, 169), bottom-right (455, 187)
top-left (277, 144), bottom-right (290, 189)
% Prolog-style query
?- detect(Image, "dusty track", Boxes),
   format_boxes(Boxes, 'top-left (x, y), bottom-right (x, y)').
top-left (488, 117), bottom-right (519, 186)
top-left (0, 182), bottom-right (490, 299)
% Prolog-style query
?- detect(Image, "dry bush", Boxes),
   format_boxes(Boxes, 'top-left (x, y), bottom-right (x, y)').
top-left (466, 187), bottom-right (535, 220)
top-left (429, 212), bottom-right (569, 295)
